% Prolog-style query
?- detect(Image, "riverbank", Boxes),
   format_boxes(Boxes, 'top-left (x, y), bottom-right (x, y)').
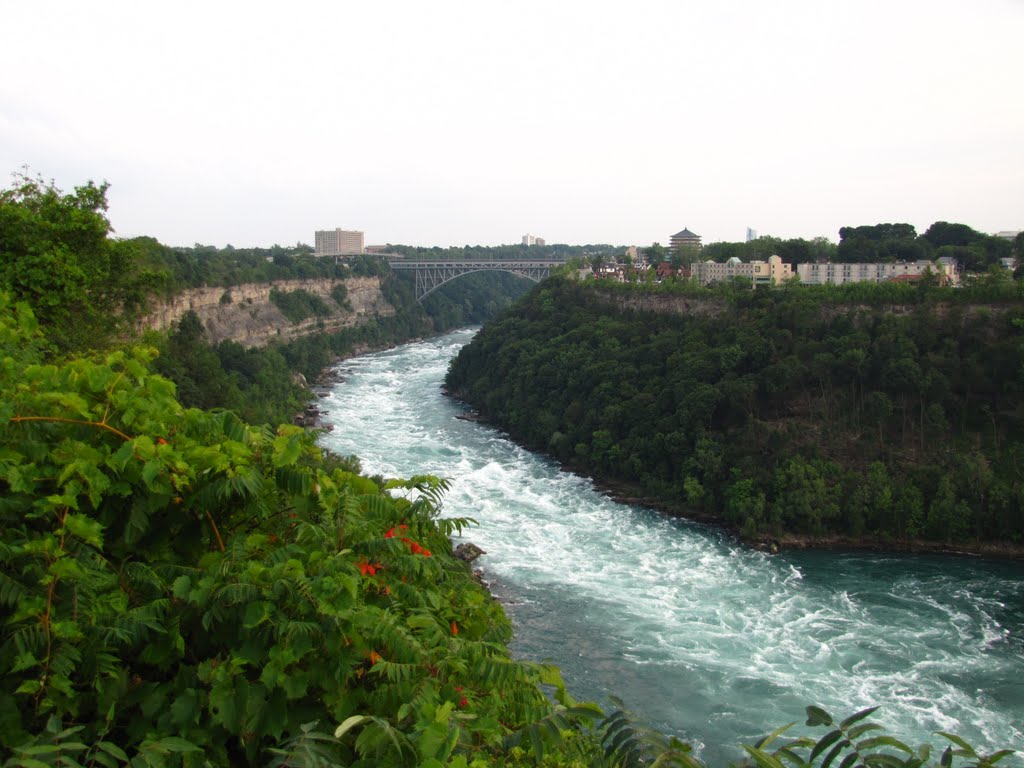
top-left (597, 477), bottom-right (1024, 560)
top-left (312, 339), bottom-right (416, 388)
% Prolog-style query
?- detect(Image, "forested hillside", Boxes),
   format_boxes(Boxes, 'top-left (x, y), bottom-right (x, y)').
top-left (445, 277), bottom-right (1024, 551)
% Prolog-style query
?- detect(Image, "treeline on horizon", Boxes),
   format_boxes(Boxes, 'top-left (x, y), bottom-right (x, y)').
top-left (693, 221), bottom-right (1022, 273)
top-left (118, 239), bottom-right (620, 297)
top-left (445, 277), bottom-right (1024, 547)
top-left (37, 204), bottom-right (1022, 308)
top-left (153, 222), bottom-right (1022, 284)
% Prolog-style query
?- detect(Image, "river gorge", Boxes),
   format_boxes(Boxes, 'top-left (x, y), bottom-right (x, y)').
top-left (317, 328), bottom-right (1024, 763)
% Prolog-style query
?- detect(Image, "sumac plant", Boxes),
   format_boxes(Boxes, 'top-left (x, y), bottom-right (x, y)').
top-left (0, 295), bottom-right (566, 764)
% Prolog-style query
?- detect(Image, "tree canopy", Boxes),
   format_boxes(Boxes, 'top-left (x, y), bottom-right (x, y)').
top-left (0, 173), bottom-right (164, 352)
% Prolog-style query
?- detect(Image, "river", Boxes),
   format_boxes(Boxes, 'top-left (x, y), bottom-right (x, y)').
top-left (317, 328), bottom-right (1024, 763)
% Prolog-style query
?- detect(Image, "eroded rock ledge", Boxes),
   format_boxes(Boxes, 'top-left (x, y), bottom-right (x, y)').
top-left (138, 276), bottom-right (395, 347)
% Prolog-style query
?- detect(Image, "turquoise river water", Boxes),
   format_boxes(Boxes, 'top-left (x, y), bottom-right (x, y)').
top-left (318, 328), bottom-right (1024, 763)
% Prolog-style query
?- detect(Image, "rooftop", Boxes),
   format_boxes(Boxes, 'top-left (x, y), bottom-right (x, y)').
top-left (672, 228), bottom-right (700, 239)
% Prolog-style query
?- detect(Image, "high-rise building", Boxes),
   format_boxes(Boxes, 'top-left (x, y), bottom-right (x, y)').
top-left (746, 227), bottom-right (758, 242)
top-left (670, 228), bottom-right (701, 251)
top-left (522, 234), bottom-right (545, 246)
top-left (315, 228), bottom-right (365, 256)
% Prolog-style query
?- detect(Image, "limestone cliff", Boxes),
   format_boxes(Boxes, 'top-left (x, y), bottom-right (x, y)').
top-left (591, 287), bottom-right (1010, 327)
top-left (138, 277), bottom-right (395, 347)
top-left (593, 289), bottom-right (728, 318)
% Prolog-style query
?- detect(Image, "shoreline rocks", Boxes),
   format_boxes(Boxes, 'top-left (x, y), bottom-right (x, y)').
top-left (454, 542), bottom-right (486, 562)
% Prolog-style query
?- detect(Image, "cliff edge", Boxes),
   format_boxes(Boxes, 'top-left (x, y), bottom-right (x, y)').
top-left (138, 276), bottom-right (395, 347)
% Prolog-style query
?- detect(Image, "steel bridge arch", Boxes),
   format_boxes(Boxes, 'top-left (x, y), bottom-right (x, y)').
top-left (388, 259), bottom-right (564, 301)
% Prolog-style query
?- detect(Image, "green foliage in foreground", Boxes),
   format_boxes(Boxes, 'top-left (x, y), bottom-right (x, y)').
top-left (0, 293), bottom-right (557, 764)
top-left (742, 705), bottom-right (1014, 768)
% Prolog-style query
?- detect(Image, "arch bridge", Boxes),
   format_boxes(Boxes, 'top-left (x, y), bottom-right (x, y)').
top-left (388, 258), bottom-right (566, 301)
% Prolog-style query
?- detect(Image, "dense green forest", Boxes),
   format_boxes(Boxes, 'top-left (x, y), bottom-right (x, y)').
top-left (1, 175), bottom-right (1016, 765)
top-left (445, 277), bottom-right (1024, 549)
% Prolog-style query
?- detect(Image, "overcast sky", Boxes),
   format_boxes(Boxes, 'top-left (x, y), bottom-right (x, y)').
top-left (2, 1), bottom-right (1022, 249)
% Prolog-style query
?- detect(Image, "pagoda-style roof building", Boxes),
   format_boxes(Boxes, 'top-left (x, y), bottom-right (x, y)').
top-left (670, 228), bottom-right (702, 251)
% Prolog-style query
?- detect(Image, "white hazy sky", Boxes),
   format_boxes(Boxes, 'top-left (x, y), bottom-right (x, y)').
top-left (2, 1), bottom-right (1022, 248)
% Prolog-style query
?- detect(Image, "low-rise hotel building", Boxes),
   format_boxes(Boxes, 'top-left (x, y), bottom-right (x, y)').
top-left (796, 258), bottom-right (957, 286)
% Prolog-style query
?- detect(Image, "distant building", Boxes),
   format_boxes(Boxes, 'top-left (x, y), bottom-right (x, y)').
top-left (656, 263), bottom-right (679, 280)
top-left (691, 256), bottom-right (750, 284)
top-left (315, 228), bottom-right (365, 256)
top-left (522, 234), bottom-right (546, 246)
top-left (796, 258), bottom-right (958, 286)
top-left (670, 228), bottom-right (701, 251)
top-left (690, 255), bottom-right (791, 286)
top-left (688, 255), bottom-right (959, 288)
top-left (746, 227), bottom-right (758, 242)
top-left (995, 230), bottom-right (1022, 241)
top-left (753, 255), bottom-right (792, 285)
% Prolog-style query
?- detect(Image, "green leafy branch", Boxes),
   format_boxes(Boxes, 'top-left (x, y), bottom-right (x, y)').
top-left (744, 705), bottom-right (1015, 768)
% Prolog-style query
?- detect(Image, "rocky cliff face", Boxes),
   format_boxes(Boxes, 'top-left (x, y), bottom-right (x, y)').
top-left (592, 288), bottom-right (1010, 328)
top-left (593, 290), bottom-right (728, 318)
top-left (138, 277), bottom-right (395, 347)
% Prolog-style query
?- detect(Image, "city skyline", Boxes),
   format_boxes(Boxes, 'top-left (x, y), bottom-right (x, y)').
top-left (2, 1), bottom-right (1022, 249)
